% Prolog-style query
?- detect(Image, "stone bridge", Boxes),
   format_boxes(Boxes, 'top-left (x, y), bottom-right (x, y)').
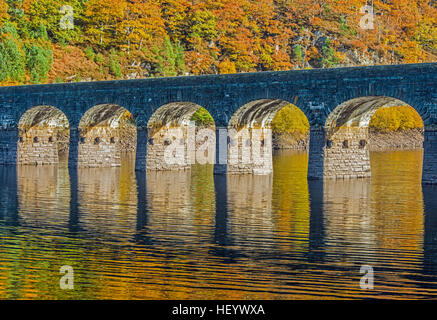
top-left (0, 63), bottom-right (436, 183)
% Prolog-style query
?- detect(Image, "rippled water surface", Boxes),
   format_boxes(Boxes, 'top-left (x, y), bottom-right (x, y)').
top-left (0, 150), bottom-right (437, 299)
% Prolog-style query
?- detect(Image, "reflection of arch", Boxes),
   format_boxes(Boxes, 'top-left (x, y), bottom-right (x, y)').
top-left (18, 105), bottom-right (70, 165)
top-left (147, 102), bottom-right (216, 170)
top-left (78, 104), bottom-right (137, 168)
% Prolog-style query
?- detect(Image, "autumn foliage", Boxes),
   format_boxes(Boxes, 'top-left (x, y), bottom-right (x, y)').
top-left (0, 0), bottom-right (434, 85)
top-left (370, 106), bottom-right (424, 132)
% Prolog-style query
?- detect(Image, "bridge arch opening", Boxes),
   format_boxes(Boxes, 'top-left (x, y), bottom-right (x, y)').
top-left (228, 99), bottom-right (310, 175)
top-left (147, 102), bottom-right (216, 171)
top-left (18, 105), bottom-right (70, 165)
top-left (78, 104), bottom-right (137, 168)
top-left (324, 96), bottom-right (424, 179)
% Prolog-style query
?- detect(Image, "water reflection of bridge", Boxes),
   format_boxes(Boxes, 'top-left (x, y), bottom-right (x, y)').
top-left (1, 150), bottom-right (437, 298)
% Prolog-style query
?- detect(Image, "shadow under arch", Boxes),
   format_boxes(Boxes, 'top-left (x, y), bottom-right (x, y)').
top-left (227, 99), bottom-right (310, 175)
top-left (323, 96), bottom-right (425, 180)
top-left (17, 105), bottom-right (70, 165)
top-left (146, 101), bottom-right (216, 171)
top-left (78, 104), bottom-right (137, 168)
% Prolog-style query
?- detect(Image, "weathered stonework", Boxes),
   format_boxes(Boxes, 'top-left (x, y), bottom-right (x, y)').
top-left (17, 126), bottom-right (68, 165)
top-left (272, 132), bottom-right (309, 150)
top-left (369, 128), bottom-right (424, 151)
top-left (78, 104), bottom-right (137, 168)
top-left (324, 127), bottom-right (371, 179)
top-left (16, 105), bottom-right (70, 165)
top-left (0, 63), bottom-right (434, 182)
top-left (423, 130), bottom-right (437, 184)
top-left (226, 128), bottom-right (273, 175)
top-left (0, 130), bottom-right (17, 165)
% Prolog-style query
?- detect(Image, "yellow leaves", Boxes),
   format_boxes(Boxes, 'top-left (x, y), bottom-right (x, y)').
top-left (306, 46), bottom-right (320, 61)
top-left (84, 0), bottom-right (127, 45)
top-left (370, 106), bottom-right (424, 132)
top-left (0, 0), bottom-right (8, 23)
top-left (184, 50), bottom-right (215, 75)
top-left (397, 41), bottom-right (426, 63)
top-left (218, 58), bottom-right (236, 74)
top-left (271, 105), bottom-right (309, 136)
top-left (415, 15), bottom-right (437, 52)
top-left (119, 0), bottom-right (166, 52)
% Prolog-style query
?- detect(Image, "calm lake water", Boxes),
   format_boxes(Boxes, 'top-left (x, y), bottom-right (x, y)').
top-left (0, 149), bottom-right (437, 299)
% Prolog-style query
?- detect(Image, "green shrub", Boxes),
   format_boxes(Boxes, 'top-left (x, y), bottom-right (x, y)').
top-left (0, 23), bottom-right (26, 82)
top-left (294, 44), bottom-right (303, 63)
top-left (191, 107), bottom-right (214, 127)
top-left (84, 46), bottom-right (95, 61)
top-left (95, 53), bottom-right (104, 64)
top-left (109, 49), bottom-right (122, 78)
top-left (321, 38), bottom-right (339, 68)
top-left (340, 16), bottom-right (348, 36)
top-left (26, 43), bottom-right (53, 84)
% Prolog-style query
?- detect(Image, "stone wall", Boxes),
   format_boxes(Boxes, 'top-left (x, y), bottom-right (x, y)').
top-left (0, 130), bottom-right (17, 165)
top-left (369, 128), bottom-right (424, 151)
top-left (17, 126), bottom-right (70, 165)
top-left (324, 127), bottom-right (371, 179)
top-left (308, 129), bottom-right (326, 180)
top-left (78, 125), bottom-right (137, 168)
top-left (423, 130), bottom-right (437, 184)
top-left (0, 62), bottom-right (435, 181)
top-left (227, 128), bottom-right (273, 175)
top-left (18, 127), bottom-right (59, 165)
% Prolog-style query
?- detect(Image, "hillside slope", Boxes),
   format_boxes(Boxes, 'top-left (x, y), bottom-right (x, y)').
top-left (0, 0), bottom-right (435, 85)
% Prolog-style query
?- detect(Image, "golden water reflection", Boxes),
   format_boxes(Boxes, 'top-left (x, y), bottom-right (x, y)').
top-left (0, 149), bottom-right (436, 299)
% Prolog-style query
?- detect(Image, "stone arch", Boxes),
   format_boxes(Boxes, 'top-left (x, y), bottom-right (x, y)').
top-left (325, 96), bottom-right (421, 134)
top-left (229, 99), bottom-right (293, 130)
top-left (227, 99), bottom-right (310, 175)
top-left (146, 102), bottom-right (216, 171)
top-left (17, 105), bottom-right (70, 165)
top-left (78, 104), bottom-right (137, 168)
top-left (323, 96), bottom-right (425, 179)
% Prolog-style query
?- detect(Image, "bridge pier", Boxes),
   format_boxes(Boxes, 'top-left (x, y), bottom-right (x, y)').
top-left (423, 130), bottom-right (437, 184)
top-left (213, 128), bottom-right (227, 175)
top-left (68, 128), bottom-right (79, 167)
top-left (135, 129), bottom-right (148, 171)
top-left (308, 129), bottom-right (325, 180)
top-left (0, 129), bottom-right (17, 165)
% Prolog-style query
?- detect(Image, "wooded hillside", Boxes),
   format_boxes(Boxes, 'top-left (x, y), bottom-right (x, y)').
top-left (0, 0), bottom-right (435, 85)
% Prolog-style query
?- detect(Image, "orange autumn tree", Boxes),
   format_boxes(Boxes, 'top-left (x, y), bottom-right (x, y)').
top-left (118, 0), bottom-right (166, 55)
top-left (0, 0), bottom-right (8, 24)
top-left (0, 0), bottom-right (436, 86)
top-left (84, 0), bottom-right (127, 47)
